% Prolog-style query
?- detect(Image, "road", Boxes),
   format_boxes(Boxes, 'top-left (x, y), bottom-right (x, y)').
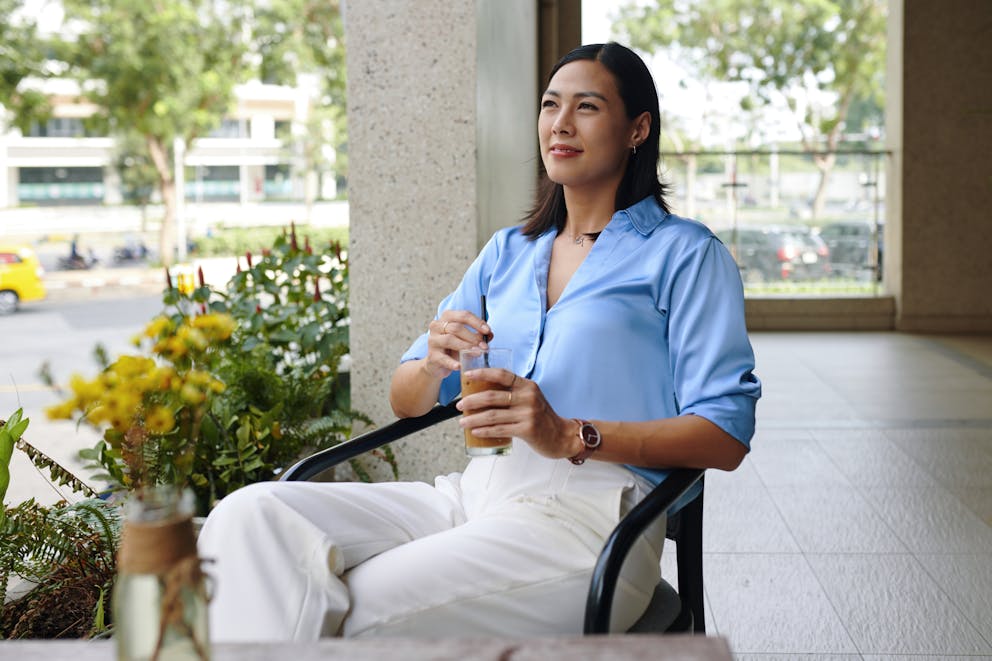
top-left (1, 293), bottom-right (163, 506)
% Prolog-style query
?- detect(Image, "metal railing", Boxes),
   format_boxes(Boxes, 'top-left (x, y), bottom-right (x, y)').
top-left (660, 149), bottom-right (889, 296)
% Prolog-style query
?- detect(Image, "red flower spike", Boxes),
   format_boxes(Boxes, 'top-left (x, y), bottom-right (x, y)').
top-left (236, 261), bottom-right (242, 274)
top-left (255, 304), bottom-right (262, 314)
top-left (165, 267), bottom-right (173, 289)
top-left (246, 251), bottom-right (253, 268)
top-left (200, 303), bottom-right (206, 314)
top-left (198, 266), bottom-right (205, 286)
top-left (313, 278), bottom-right (321, 302)
top-left (290, 222), bottom-right (299, 252)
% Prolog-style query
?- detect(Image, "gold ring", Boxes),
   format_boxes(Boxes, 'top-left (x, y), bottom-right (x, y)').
top-left (441, 321), bottom-right (450, 334)
top-left (507, 390), bottom-right (513, 406)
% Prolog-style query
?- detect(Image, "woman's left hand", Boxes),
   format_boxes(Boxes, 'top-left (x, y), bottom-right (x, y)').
top-left (455, 369), bottom-right (579, 460)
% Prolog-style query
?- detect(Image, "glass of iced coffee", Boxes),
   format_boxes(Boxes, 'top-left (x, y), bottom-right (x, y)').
top-left (459, 348), bottom-right (513, 456)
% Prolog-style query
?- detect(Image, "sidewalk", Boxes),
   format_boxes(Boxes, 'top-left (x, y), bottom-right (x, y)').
top-left (42, 265), bottom-right (165, 302)
top-left (41, 257), bottom-right (240, 302)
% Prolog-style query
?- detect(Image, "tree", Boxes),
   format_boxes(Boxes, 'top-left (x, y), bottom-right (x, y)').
top-left (616, 0), bottom-right (887, 220)
top-left (0, 0), bottom-right (51, 132)
top-left (113, 129), bottom-right (160, 231)
top-left (253, 0), bottom-right (348, 212)
top-left (59, 0), bottom-right (253, 265)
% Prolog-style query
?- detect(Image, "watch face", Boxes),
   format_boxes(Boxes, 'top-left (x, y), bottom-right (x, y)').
top-left (580, 422), bottom-right (602, 449)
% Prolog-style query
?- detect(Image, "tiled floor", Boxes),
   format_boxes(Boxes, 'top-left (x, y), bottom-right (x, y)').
top-left (664, 332), bottom-right (992, 659)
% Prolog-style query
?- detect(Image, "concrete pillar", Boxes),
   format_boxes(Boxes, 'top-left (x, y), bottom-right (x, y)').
top-left (895, 0), bottom-right (992, 331)
top-left (345, 1), bottom-right (546, 481)
top-left (103, 163), bottom-right (123, 205)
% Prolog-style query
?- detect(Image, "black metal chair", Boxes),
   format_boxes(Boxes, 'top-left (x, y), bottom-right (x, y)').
top-left (280, 400), bottom-right (706, 635)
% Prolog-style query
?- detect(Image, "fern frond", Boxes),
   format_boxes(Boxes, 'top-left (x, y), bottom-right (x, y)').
top-left (15, 440), bottom-right (97, 498)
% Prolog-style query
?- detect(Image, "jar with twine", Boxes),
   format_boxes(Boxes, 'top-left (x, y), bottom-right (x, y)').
top-left (114, 486), bottom-right (210, 661)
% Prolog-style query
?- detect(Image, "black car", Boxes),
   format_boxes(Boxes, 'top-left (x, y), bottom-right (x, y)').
top-left (816, 221), bottom-right (883, 279)
top-left (716, 226), bottom-right (831, 284)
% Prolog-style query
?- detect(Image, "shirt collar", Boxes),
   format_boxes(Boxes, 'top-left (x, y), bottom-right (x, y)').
top-left (616, 195), bottom-right (669, 236)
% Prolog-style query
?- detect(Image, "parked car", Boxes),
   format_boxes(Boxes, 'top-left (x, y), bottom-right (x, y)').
top-left (816, 220), bottom-right (883, 279)
top-left (0, 244), bottom-right (47, 314)
top-left (716, 227), bottom-right (831, 284)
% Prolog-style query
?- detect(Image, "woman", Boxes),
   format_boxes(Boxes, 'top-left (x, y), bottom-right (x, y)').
top-left (198, 42), bottom-right (760, 641)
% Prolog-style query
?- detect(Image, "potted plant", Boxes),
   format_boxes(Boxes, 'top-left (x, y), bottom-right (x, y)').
top-left (1, 410), bottom-right (120, 639)
top-left (46, 223), bottom-right (385, 515)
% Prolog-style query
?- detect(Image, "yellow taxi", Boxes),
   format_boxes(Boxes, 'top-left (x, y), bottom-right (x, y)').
top-left (0, 244), bottom-right (46, 314)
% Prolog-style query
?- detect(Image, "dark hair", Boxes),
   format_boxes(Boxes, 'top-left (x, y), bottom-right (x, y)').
top-left (521, 42), bottom-right (670, 238)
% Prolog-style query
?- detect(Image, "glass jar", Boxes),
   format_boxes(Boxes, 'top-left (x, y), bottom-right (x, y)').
top-left (113, 486), bottom-right (210, 661)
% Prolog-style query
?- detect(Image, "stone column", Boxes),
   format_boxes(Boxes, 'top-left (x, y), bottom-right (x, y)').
top-left (896, 0), bottom-right (992, 331)
top-left (345, 1), bottom-right (540, 481)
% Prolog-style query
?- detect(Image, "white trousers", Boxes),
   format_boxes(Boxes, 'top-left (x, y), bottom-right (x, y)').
top-left (197, 438), bottom-right (666, 641)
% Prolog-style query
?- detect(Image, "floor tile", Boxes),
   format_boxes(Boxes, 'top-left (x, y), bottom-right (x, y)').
top-left (884, 429), bottom-right (992, 488)
top-left (704, 485), bottom-right (800, 553)
top-left (810, 428), bottom-right (939, 488)
top-left (734, 652), bottom-right (861, 661)
top-left (747, 435), bottom-right (854, 488)
top-left (846, 390), bottom-right (992, 423)
top-left (864, 486), bottom-right (992, 553)
top-left (861, 654), bottom-right (992, 661)
top-left (926, 334), bottom-right (992, 371)
top-left (704, 553), bottom-right (857, 654)
top-left (947, 486), bottom-right (992, 526)
top-left (767, 486), bottom-right (906, 553)
top-left (706, 454), bottom-right (765, 489)
top-left (916, 553), bottom-right (992, 644)
top-left (807, 554), bottom-right (991, 655)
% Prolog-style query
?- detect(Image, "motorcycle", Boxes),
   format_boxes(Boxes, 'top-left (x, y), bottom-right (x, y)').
top-left (58, 252), bottom-right (98, 270)
top-left (113, 241), bottom-right (150, 264)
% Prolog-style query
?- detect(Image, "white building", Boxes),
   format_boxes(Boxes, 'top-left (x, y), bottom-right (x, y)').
top-left (0, 77), bottom-right (332, 210)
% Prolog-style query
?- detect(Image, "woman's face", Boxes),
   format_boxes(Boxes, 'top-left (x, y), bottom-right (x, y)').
top-left (538, 59), bottom-right (647, 195)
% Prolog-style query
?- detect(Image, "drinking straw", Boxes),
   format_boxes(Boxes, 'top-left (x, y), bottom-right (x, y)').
top-left (480, 294), bottom-right (490, 367)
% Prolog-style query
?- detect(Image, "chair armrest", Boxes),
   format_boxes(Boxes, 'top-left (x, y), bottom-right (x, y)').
top-left (584, 468), bottom-right (705, 634)
top-left (279, 399), bottom-right (462, 482)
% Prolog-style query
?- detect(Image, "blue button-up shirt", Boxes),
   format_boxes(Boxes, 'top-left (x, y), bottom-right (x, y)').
top-left (402, 196), bottom-right (760, 495)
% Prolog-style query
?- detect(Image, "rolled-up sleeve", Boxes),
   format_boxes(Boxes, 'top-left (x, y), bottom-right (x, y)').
top-left (666, 237), bottom-right (761, 449)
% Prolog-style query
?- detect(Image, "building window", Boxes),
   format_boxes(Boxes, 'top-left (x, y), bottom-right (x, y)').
top-left (26, 118), bottom-right (93, 138)
top-left (17, 166), bottom-right (104, 203)
top-left (207, 119), bottom-right (247, 138)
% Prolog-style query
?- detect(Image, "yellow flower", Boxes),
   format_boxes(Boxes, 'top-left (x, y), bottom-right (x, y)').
top-left (114, 355), bottom-right (155, 379)
top-left (191, 313), bottom-right (236, 341)
top-left (180, 382), bottom-right (206, 405)
top-left (86, 405), bottom-right (109, 426)
top-left (68, 374), bottom-right (104, 405)
top-left (45, 399), bottom-right (79, 420)
top-left (143, 315), bottom-right (173, 339)
top-left (145, 406), bottom-right (176, 435)
top-left (155, 335), bottom-right (189, 361)
top-left (179, 325), bottom-right (208, 352)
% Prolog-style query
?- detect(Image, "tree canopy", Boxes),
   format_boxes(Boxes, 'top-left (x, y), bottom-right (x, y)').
top-left (0, 0), bottom-right (50, 132)
top-left (615, 0), bottom-right (887, 218)
top-left (2, 0), bottom-right (348, 262)
top-left (57, 0), bottom-right (253, 264)
top-left (253, 0), bottom-right (348, 207)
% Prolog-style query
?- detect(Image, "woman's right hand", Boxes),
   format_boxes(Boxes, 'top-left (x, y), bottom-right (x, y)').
top-left (422, 311), bottom-right (492, 379)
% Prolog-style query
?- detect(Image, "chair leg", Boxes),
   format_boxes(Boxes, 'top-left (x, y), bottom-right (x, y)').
top-left (675, 480), bottom-right (705, 634)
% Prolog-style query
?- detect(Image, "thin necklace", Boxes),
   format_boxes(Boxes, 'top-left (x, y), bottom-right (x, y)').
top-left (566, 231), bottom-right (602, 247)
